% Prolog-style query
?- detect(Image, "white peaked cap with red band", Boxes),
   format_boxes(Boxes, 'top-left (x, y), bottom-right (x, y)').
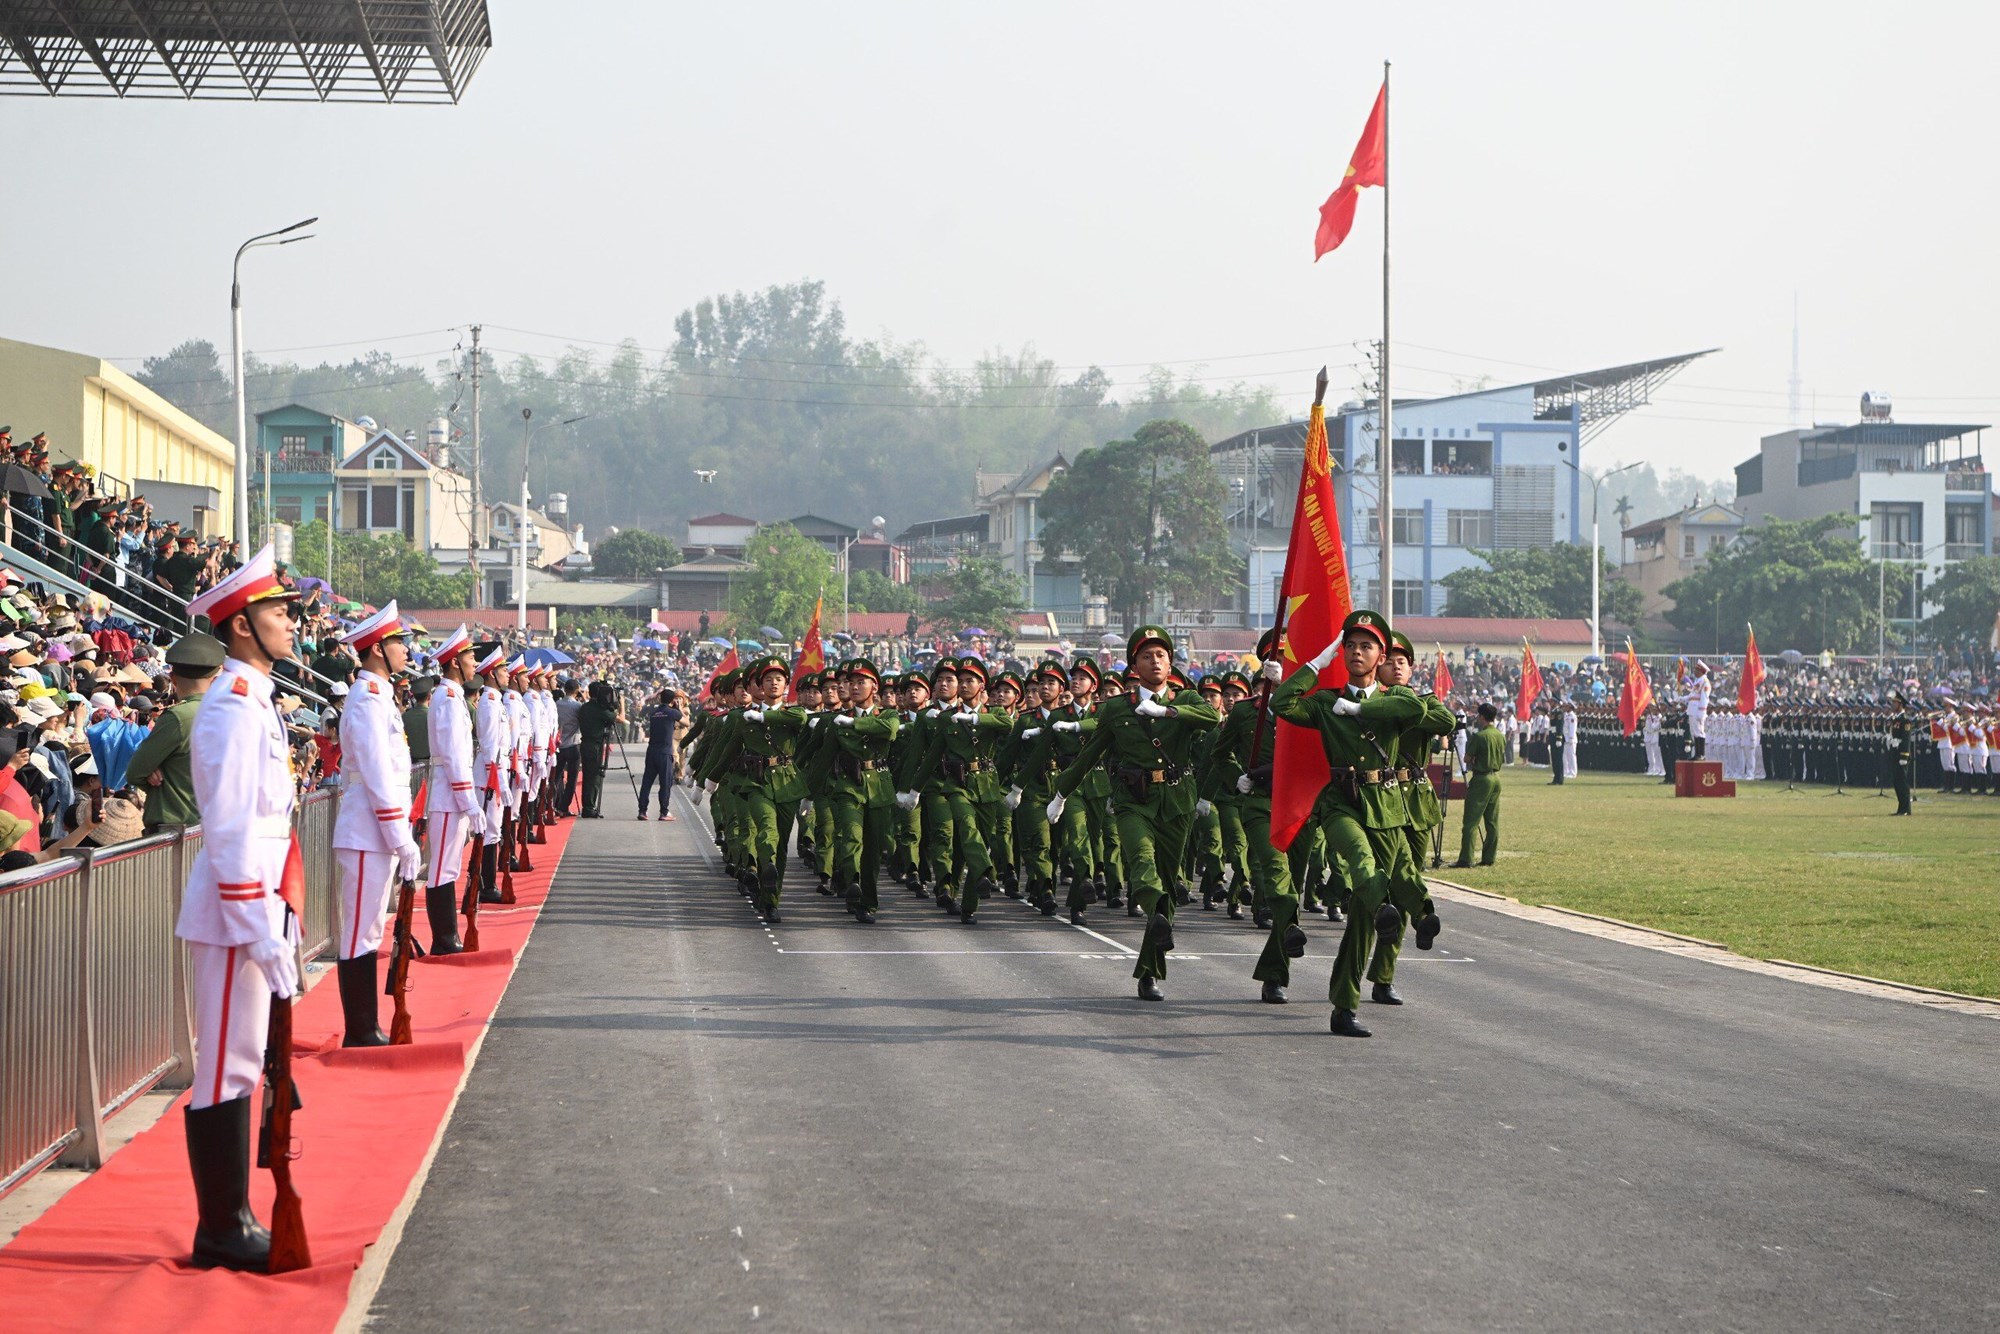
top-left (432, 623), bottom-right (473, 663)
top-left (346, 599), bottom-right (407, 655)
top-left (475, 643), bottom-right (509, 675)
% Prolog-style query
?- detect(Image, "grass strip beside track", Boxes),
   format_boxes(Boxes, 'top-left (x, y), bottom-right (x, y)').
top-left (1432, 771), bottom-right (1999, 998)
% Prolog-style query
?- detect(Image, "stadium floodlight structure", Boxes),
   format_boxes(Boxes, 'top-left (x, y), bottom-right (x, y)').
top-left (0, 1), bottom-right (491, 103)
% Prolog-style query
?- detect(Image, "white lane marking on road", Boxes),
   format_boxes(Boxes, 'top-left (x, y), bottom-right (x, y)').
top-left (778, 949), bottom-right (1132, 956)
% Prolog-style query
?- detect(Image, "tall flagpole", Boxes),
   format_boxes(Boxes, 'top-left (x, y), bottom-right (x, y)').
top-left (1378, 60), bottom-right (1393, 616)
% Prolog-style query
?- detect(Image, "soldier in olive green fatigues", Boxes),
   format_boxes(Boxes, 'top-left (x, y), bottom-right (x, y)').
top-left (1367, 631), bottom-right (1457, 1002)
top-left (911, 658), bottom-right (1007, 922)
top-left (127, 631), bottom-right (227, 832)
top-left (1002, 663), bottom-right (1072, 918)
top-left (972, 664), bottom-right (1019, 897)
top-left (886, 673), bottom-right (930, 891)
top-left (1051, 625), bottom-right (1219, 1002)
top-left (1205, 648), bottom-right (1307, 1002)
top-left (1454, 709), bottom-right (1506, 867)
top-left (808, 659), bottom-right (899, 921)
top-left (695, 656), bottom-right (808, 920)
top-left (1272, 608), bottom-right (1440, 1037)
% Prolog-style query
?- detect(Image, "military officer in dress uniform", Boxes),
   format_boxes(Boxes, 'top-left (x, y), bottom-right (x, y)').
top-left (327, 601), bottom-right (421, 1047)
top-left (1049, 625), bottom-right (1219, 1002)
top-left (175, 544), bottom-right (304, 1271)
top-left (471, 644), bottom-right (514, 902)
top-left (424, 626), bottom-right (485, 952)
top-left (1886, 693), bottom-right (1916, 815)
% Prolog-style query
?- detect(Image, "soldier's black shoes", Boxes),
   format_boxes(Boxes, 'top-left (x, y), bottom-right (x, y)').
top-left (185, 1097), bottom-right (270, 1271)
top-left (1370, 983), bottom-right (1403, 1005)
top-left (939, 895), bottom-right (961, 916)
top-left (960, 908), bottom-right (978, 925)
top-left (856, 909), bottom-right (877, 924)
top-left (1104, 887), bottom-right (1123, 909)
top-left (1282, 923), bottom-right (1309, 959)
top-left (1126, 897), bottom-right (1141, 917)
top-left (1070, 909), bottom-right (1086, 926)
top-left (1261, 981), bottom-right (1289, 1004)
top-left (817, 876), bottom-right (834, 896)
top-left (1227, 903), bottom-right (1245, 920)
top-left (763, 904), bottom-right (783, 923)
top-left (1373, 901), bottom-right (1403, 937)
top-left (1449, 860), bottom-right (1473, 869)
top-left (1330, 1009), bottom-right (1372, 1037)
top-left (1137, 977), bottom-right (1164, 1002)
top-left (1325, 902), bottom-right (1344, 922)
top-left (1145, 911), bottom-right (1175, 953)
top-left (1415, 912), bottom-right (1442, 951)
top-left (1253, 906), bottom-right (1273, 930)
top-left (478, 886), bottom-right (503, 904)
top-left (1301, 895), bottom-right (1322, 916)
top-left (1171, 882), bottom-right (1192, 907)
top-left (337, 953), bottom-right (390, 1047)
top-left (1004, 883), bottom-right (1024, 899)
top-left (1039, 896), bottom-right (1058, 917)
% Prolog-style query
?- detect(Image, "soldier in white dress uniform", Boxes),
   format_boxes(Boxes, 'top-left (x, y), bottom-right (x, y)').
top-left (329, 600), bottom-right (421, 1047)
top-left (472, 644), bottom-right (513, 901)
top-left (174, 544), bottom-right (303, 1271)
top-left (1683, 661), bottom-right (1712, 760)
top-left (424, 625), bottom-right (484, 952)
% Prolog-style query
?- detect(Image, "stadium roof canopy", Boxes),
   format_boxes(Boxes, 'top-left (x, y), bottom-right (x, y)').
top-left (0, 1), bottom-right (491, 102)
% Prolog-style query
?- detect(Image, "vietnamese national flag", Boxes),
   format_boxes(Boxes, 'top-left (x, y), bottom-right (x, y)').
top-left (1516, 641), bottom-right (1543, 723)
top-left (1267, 400), bottom-right (1354, 852)
top-left (701, 648), bottom-right (739, 702)
top-left (1617, 638), bottom-right (1653, 736)
top-left (1737, 624), bottom-right (1765, 714)
top-left (1314, 81), bottom-right (1388, 260)
top-left (789, 596), bottom-right (825, 702)
top-left (1433, 649), bottom-right (1454, 701)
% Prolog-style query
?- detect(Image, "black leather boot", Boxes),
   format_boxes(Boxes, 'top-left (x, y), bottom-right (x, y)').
top-left (184, 1097), bottom-right (270, 1271)
top-left (426, 881), bottom-right (463, 955)
top-left (478, 843), bottom-right (503, 903)
top-left (338, 952), bottom-right (390, 1047)
top-left (1330, 1009), bottom-right (1372, 1037)
top-left (1137, 976), bottom-right (1164, 1002)
top-left (1261, 980), bottom-right (1289, 1004)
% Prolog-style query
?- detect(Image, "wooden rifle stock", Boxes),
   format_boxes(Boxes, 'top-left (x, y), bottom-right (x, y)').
top-left (386, 879), bottom-right (419, 1044)
top-left (259, 994), bottom-right (311, 1273)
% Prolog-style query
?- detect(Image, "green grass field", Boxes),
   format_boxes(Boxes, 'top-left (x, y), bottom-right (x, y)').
top-left (1433, 770), bottom-right (2000, 998)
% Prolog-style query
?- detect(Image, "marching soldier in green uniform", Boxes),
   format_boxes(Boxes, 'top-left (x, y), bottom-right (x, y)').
top-left (812, 659), bottom-right (899, 922)
top-left (909, 659), bottom-right (961, 908)
top-left (1369, 631), bottom-right (1456, 1005)
top-left (909, 658), bottom-right (1006, 923)
top-left (694, 656), bottom-right (808, 921)
top-left (1003, 662), bottom-right (1070, 918)
top-left (978, 667), bottom-right (1023, 899)
top-left (887, 672), bottom-right (931, 892)
top-left (1050, 625), bottom-right (1219, 1002)
top-left (1453, 703), bottom-right (1506, 867)
top-left (1211, 631), bottom-right (1307, 1001)
top-left (695, 670), bottom-right (754, 878)
top-left (796, 672), bottom-right (842, 893)
top-left (1063, 659), bottom-right (1116, 909)
top-left (1271, 609), bottom-right (1440, 1036)
top-left (127, 631), bottom-right (227, 833)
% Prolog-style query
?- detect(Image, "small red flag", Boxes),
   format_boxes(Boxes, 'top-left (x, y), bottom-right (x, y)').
top-left (1314, 81), bottom-right (1388, 259)
top-left (701, 648), bottom-right (739, 702)
top-left (1737, 624), bottom-right (1765, 714)
top-left (1433, 649), bottom-right (1454, 701)
top-left (789, 597), bottom-right (825, 702)
top-left (1268, 400), bottom-right (1353, 852)
top-left (280, 832), bottom-right (306, 918)
top-left (1617, 639), bottom-right (1653, 736)
top-left (1516, 641), bottom-right (1543, 723)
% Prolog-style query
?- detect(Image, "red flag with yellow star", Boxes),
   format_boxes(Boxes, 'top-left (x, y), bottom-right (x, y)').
top-left (1314, 80), bottom-right (1387, 259)
top-left (789, 596), bottom-right (825, 702)
top-left (1268, 399), bottom-right (1354, 851)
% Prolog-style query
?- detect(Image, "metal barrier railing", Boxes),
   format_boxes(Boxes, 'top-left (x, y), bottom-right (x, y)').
top-left (0, 789), bottom-right (344, 1198)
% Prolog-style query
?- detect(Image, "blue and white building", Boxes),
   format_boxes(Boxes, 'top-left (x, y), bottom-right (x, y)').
top-left (1208, 351), bottom-right (1712, 623)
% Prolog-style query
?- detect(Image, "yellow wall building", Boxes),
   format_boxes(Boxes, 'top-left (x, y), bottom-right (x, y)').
top-left (0, 335), bottom-right (238, 536)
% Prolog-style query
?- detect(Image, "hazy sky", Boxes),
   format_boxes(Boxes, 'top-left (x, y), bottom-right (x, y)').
top-left (6, 1), bottom-right (1996, 480)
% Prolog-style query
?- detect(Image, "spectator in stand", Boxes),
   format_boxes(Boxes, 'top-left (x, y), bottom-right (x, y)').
top-left (85, 692), bottom-right (152, 791)
top-left (0, 729), bottom-right (42, 854)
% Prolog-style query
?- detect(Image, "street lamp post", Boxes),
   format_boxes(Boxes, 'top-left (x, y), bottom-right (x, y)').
top-left (1561, 459), bottom-right (1641, 659)
top-left (231, 217), bottom-right (317, 547)
top-left (516, 409), bottom-right (590, 637)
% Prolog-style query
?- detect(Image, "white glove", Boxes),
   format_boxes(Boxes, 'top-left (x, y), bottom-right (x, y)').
top-left (1262, 658), bottom-right (1285, 684)
top-left (705, 778), bottom-right (719, 793)
top-left (952, 710), bottom-right (978, 725)
top-left (1884, 737), bottom-right (1897, 750)
top-left (808, 715), bottom-right (823, 729)
top-left (1196, 799), bottom-right (1212, 817)
top-left (1135, 699), bottom-right (1169, 718)
top-left (1021, 726), bottom-right (1042, 740)
top-left (744, 708), bottom-right (765, 722)
top-left (1053, 720), bottom-right (1080, 733)
top-left (1309, 642), bottom-right (1340, 672)
top-left (248, 936), bottom-right (298, 999)
top-left (1045, 793), bottom-right (1066, 823)
top-left (1331, 696), bottom-right (1362, 716)
top-left (1235, 773), bottom-right (1254, 794)
top-left (895, 790), bottom-right (919, 811)
top-left (924, 709), bottom-right (941, 720)
top-left (798, 800), bottom-right (813, 819)
top-left (1005, 786), bottom-right (1023, 810)
top-left (395, 842), bottom-right (423, 883)
top-left (834, 714), bottom-right (855, 727)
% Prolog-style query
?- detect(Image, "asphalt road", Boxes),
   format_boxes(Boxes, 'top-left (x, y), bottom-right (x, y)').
top-left (367, 780), bottom-right (1998, 1333)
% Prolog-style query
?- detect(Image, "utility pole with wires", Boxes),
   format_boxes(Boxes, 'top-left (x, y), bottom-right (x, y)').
top-left (467, 324), bottom-right (483, 608)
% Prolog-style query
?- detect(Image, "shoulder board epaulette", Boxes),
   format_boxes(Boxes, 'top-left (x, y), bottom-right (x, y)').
top-left (368, 680), bottom-right (381, 694)
top-left (231, 677), bottom-right (250, 696)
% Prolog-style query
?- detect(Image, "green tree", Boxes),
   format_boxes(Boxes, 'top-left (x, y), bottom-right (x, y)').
top-left (849, 568), bottom-right (920, 615)
top-left (1038, 419), bottom-right (1232, 630)
top-left (1923, 555), bottom-right (2000, 646)
top-left (928, 556), bottom-right (1024, 635)
top-left (135, 339), bottom-right (235, 435)
top-left (1661, 513), bottom-right (1883, 653)
top-left (591, 527), bottom-right (682, 580)
top-left (1440, 544), bottom-right (1642, 627)
top-left (292, 521), bottom-right (476, 609)
top-left (731, 523), bottom-right (841, 638)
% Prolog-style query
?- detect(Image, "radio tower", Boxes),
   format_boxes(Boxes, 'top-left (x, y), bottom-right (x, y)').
top-left (1787, 292), bottom-right (1803, 428)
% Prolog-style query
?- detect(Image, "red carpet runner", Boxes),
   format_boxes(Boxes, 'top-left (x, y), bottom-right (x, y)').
top-left (0, 815), bottom-right (577, 1332)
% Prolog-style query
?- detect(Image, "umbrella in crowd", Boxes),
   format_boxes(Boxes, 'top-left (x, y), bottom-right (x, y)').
top-left (1099, 631), bottom-right (1122, 648)
top-left (1580, 654), bottom-right (1604, 666)
top-left (646, 621), bottom-right (670, 632)
top-left (831, 631), bottom-right (855, 642)
top-left (0, 463), bottom-right (50, 499)
top-left (1780, 649), bottom-right (1805, 663)
top-left (959, 628), bottom-right (988, 638)
top-left (517, 647), bottom-right (575, 668)
top-left (736, 639), bottom-right (765, 652)
top-left (708, 637), bottom-right (734, 648)
top-left (759, 625), bottom-right (784, 639)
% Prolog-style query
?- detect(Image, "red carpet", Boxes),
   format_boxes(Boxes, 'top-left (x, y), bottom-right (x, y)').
top-left (0, 816), bottom-right (577, 1333)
